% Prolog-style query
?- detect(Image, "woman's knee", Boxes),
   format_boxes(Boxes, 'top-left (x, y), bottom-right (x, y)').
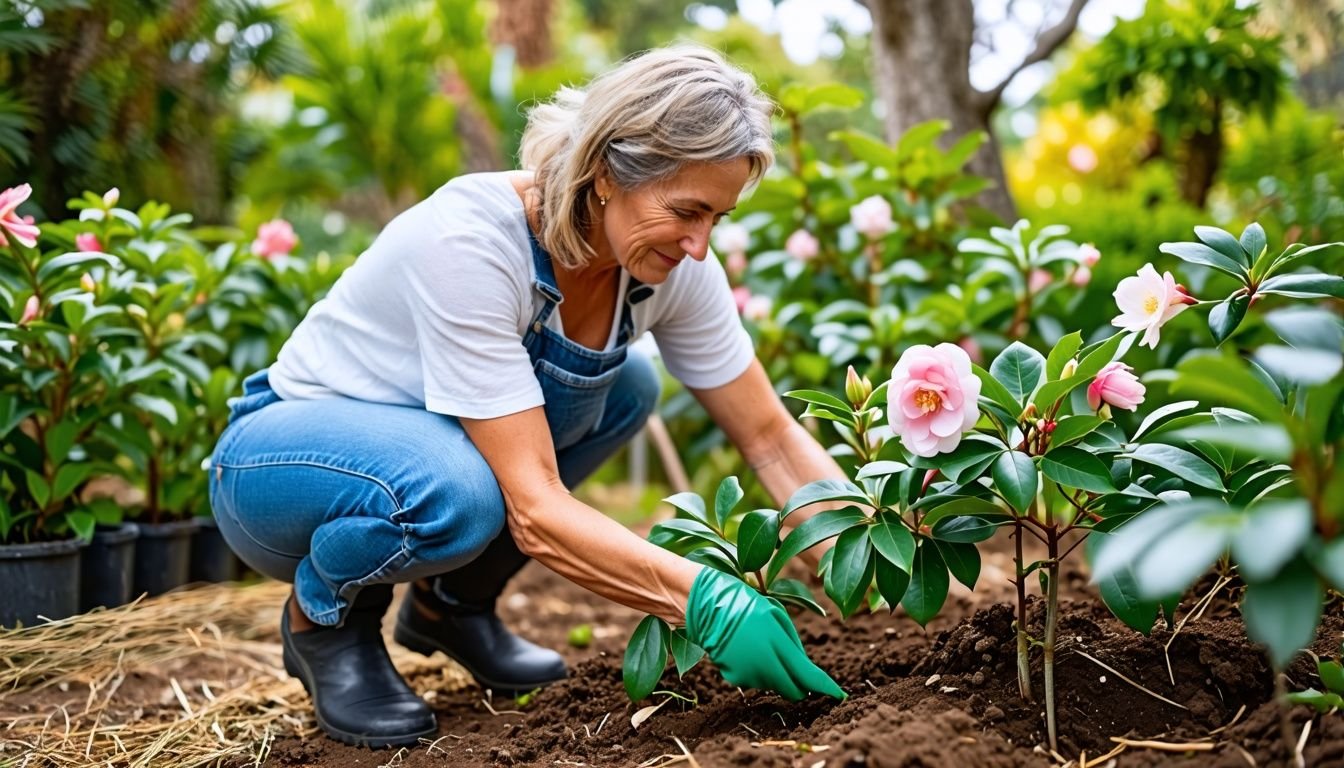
top-left (398, 450), bottom-right (507, 568)
top-left (617, 348), bottom-right (662, 422)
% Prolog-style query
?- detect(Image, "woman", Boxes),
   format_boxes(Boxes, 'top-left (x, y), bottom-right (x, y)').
top-left (209, 45), bottom-right (849, 748)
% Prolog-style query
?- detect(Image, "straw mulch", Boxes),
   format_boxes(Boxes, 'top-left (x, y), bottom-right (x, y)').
top-left (0, 581), bottom-right (473, 767)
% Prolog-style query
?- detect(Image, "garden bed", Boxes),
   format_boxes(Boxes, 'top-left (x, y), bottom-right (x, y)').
top-left (257, 543), bottom-right (1342, 768)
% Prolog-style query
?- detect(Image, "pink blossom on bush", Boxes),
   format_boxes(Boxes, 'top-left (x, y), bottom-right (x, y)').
top-left (1079, 243), bottom-right (1101, 267)
top-left (0, 184), bottom-right (40, 248)
top-left (251, 219), bottom-right (298, 259)
top-left (850, 196), bottom-right (894, 240)
top-left (76, 233), bottom-right (102, 253)
top-left (732, 285), bottom-right (751, 313)
top-left (957, 336), bottom-right (983, 365)
top-left (1087, 362), bottom-right (1145, 411)
top-left (725, 250), bottom-right (748, 279)
top-left (785, 229), bottom-right (819, 262)
top-left (742, 295), bottom-right (773, 323)
top-left (887, 343), bottom-right (982, 458)
top-left (1072, 265), bottom-right (1092, 287)
top-left (18, 295), bottom-right (39, 325)
top-left (1111, 263), bottom-right (1193, 349)
top-left (1067, 144), bottom-right (1098, 174)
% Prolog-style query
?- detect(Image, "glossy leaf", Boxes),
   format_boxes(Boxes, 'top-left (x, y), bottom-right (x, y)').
top-left (736, 510), bottom-right (780, 574)
top-left (1123, 444), bottom-right (1226, 492)
top-left (1040, 446), bottom-right (1116, 494)
top-left (1258, 272), bottom-right (1344, 299)
top-left (1195, 225), bottom-right (1250, 267)
top-left (714, 476), bottom-right (744, 532)
top-left (1048, 415), bottom-right (1104, 447)
top-left (901, 541), bottom-right (949, 627)
top-left (869, 511), bottom-right (915, 572)
top-left (662, 492), bottom-right (710, 526)
top-left (1158, 241), bottom-right (1247, 280)
top-left (1242, 557), bottom-right (1324, 670)
top-left (1045, 331), bottom-right (1083, 381)
top-left (935, 540), bottom-right (981, 589)
top-left (623, 615), bottom-right (669, 701)
top-left (769, 578), bottom-right (827, 615)
top-left (1208, 294), bottom-right (1250, 345)
top-left (991, 451), bottom-right (1037, 515)
top-left (825, 526), bottom-right (875, 619)
top-left (990, 342), bottom-right (1046, 402)
top-left (768, 506), bottom-right (867, 583)
top-left (874, 553), bottom-right (911, 609)
top-left (1230, 500), bottom-right (1312, 582)
top-left (780, 479), bottom-right (870, 520)
top-left (1240, 222), bottom-right (1267, 265)
top-left (668, 629), bottom-right (705, 678)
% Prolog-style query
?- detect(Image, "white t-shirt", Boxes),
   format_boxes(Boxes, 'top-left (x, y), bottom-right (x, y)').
top-left (268, 172), bottom-right (756, 419)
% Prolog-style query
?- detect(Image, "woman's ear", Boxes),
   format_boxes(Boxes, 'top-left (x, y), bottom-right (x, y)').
top-left (592, 164), bottom-right (613, 202)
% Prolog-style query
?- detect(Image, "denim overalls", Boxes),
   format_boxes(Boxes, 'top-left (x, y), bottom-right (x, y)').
top-left (208, 228), bottom-right (660, 626)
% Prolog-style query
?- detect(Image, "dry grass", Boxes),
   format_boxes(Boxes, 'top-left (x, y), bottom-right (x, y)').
top-left (0, 581), bottom-right (472, 767)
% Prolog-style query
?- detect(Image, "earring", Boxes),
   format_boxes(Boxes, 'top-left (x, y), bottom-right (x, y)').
top-left (599, 195), bottom-right (608, 207)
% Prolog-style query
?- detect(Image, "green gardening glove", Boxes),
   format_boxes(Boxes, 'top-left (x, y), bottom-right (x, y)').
top-left (684, 567), bottom-right (847, 701)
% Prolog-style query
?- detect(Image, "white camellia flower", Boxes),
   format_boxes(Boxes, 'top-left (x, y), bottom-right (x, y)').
top-left (713, 222), bottom-right (749, 255)
top-left (1111, 263), bottom-right (1192, 349)
top-left (849, 195), bottom-right (895, 240)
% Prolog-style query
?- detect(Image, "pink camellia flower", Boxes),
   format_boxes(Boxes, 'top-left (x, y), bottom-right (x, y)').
top-left (1067, 144), bottom-right (1098, 174)
top-left (75, 233), bottom-right (102, 253)
top-left (742, 294), bottom-right (773, 323)
top-left (713, 222), bottom-right (749, 256)
top-left (0, 184), bottom-right (40, 248)
top-left (1028, 268), bottom-right (1052, 294)
top-left (888, 343), bottom-right (982, 458)
top-left (1087, 361), bottom-right (1145, 412)
top-left (1072, 265), bottom-right (1092, 287)
top-left (725, 250), bottom-right (748, 280)
top-left (850, 195), bottom-right (895, 240)
top-left (732, 285), bottom-right (751, 313)
top-left (785, 229), bottom-right (819, 262)
top-left (251, 218), bottom-right (298, 259)
top-left (1079, 243), bottom-right (1101, 267)
top-left (1112, 263), bottom-right (1194, 349)
top-left (18, 295), bottom-right (39, 325)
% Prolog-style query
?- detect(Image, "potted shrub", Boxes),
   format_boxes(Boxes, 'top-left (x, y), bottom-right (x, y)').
top-left (0, 184), bottom-right (124, 626)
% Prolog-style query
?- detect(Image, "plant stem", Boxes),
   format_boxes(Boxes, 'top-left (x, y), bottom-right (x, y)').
top-left (1044, 528), bottom-right (1060, 753)
top-left (1275, 672), bottom-right (1304, 768)
top-left (1014, 520), bottom-right (1032, 702)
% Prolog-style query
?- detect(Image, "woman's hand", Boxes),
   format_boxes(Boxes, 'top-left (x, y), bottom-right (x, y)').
top-left (684, 568), bottom-right (846, 701)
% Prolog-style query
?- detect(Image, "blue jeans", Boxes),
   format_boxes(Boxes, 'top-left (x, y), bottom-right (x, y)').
top-left (208, 351), bottom-right (659, 627)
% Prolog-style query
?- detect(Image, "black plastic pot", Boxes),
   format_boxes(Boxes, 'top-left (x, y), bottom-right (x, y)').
top-left (190, 516), bottom-right (241, 583)
top-left (132, 519), bottom-right (198, 598)
top-left (80, 522), bottom-right (139, 612)
top-left (0, 537), bottom-right (83, 629)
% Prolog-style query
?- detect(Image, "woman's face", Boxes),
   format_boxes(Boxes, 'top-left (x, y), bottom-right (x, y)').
top-left (594, 158), bottom-right (751, 285)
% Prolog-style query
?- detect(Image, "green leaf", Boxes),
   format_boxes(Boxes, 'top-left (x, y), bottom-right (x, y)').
top-left (990, 342), bottom-right (1046, 402)
top-left (668, 629), bottom-right (705, 678)
top-left (1258, 272), bottom-right (1344, 299)
top-left (913, 437), bottom-right (1004, 484)
top-left (0, 394), bottom-right (35, 441)
top-left (1208, 294), bottom-right (1250, 345)
top-left (768, 506), bottom-right (868, 583)
top-left (919, 496), bottom-right (1007, 528)
top-left (25, 470), bottom-right (51, 509)
top-left (1076, 332), bottom-right (1129, 380)
top-left (1133, 513), bottom-right (1237, 599)
top-left (1230, 500), bottom-right (1312, 583)
top-left (991, 451), bottom-right (1036, 515)
top-left (1319, 661), bottom-right (1344, 695)
top-left (64, 510), bottom-right (96, 542)
top-left (36, 251), bottom-right (120, 282)
top-left (1040, 446), bottom-right (1116, 494)
top-left (1092, 533), bottom-right (1166, 634)
top-left (874, 553), bottom-right (911, 609)
top-left (1158, 241), bottom-right (1247, 280)
top-left (1242, 557), bottom-right (1324, 670)
top-left (1123, 444), bottom-right (1226, 492)
top-left (855, 460), bottom-right (909, 480)
top-left (935, 540), bottom-right (980, 589)
top-left (829, 129), bottom-right (898, 168)
top-left (930, 515), bottom-right (1003, 543)
top-left (1048, 415), bottom-right (1104, 447)
top-left (1046, 331), bottom-right (1083, 381)
top-left (869, 511), bottom-right (915, 571)
top-left (1133, 400), bottom-right (1201, 441)
top-left (784, 389), bottom-right (854, 419)
top-left (825, 526), bottom-right (875, 619)
top-left (769, 578), bottom-right (826, 615)
top-left (780, 479), bottom-right (870, 520)
top-left (1311, 539), bottom-right (1344, 592)
top-left (973, 363), bottom-right (1022, 418)
top-left (130, 393), bottom-right (178, 426)
top-left (1287, 689), bottom-right (1344, 713)
top-left (44, 420), bottom-right (78, 465)
top-left (1170, 423), bottom-right (1292, 464)
top-left (1240, 223), bottom-right (1267, 266)
top-left (1032, 373), bottom-right (1092, 411)
top-left (52, 462), bottom-right (94, 501)
top-left (623, 615), bottom-right (669, 701)
top-left (901, 541), bottom-right (949, 627)
top-left (663, 492), bottom-right (710, 526)
top-left (1195, 225), bottom-right (1250, 268)
top-left (714, 476), bottom-right (744, 532)
top-left (736, 510), bottom-right (780, 573)
top-left (1172, 354), bottom-right (1284, 423)
top-left (649, 519), bottom-right (737, 561)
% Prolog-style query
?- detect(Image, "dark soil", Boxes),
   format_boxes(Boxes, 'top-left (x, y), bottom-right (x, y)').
top-left (256, 544), bottom-right (1344, 768)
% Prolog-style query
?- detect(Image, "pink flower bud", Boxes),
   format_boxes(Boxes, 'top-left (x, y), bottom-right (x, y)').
top-left (785, 229), bottom-right (819, 262)
top-left (742, 295), bottom-right (773, 323)
top-left (1072, 265), bottom-right (1092, 286)
top-left (0, 184), bottom-right (40, 248)
top-left (1029, 268), bottom-right (1053, 294)
top-left (725, 250), bottom-right (748, 280)
top-left (850, 196), bottom-right (895, 240)
top-left (1067, 144), bottom-right (1098, 174)
top-left (732, 285), bottom-right (751, 313)
top-left (76, 233), bottom-right (102, 253)
top-left (1087, 362), bottom-right (1145, 412)
top-left (713, 223), bottom-right (749, 256)
top-left (1079, 243), bottom-right (1101, 267)
top-left (18, 294), bottom-right (39, 325)
top-left (80, 273), bottom-right (96, 293)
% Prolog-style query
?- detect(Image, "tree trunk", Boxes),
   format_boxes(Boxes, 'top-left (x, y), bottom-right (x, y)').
top-left (867, 0), bottom-right (1017, 222)
top-left (490, 0), bottom-right (555, 69)
top-left (1178, 108), bottom-right (1222, 209)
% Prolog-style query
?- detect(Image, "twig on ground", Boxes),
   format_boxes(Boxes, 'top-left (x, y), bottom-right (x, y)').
top-left (1294, 719), bottom-right (1311, 768)
top-left (1163, 574), bottom-right (1232, 685)
top-left (1209, 704), bottom-right (1247, 735)
top-left (1070, 649), bottom-right (1188, 710)
top-left (1108, 736), bottom-right (1215, 752)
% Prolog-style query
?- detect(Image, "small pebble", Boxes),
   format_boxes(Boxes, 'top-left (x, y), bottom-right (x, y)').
top-left (983, 705), bottom-right (1005, 722)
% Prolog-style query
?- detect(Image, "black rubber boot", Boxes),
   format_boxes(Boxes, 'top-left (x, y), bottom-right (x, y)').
top-left (393, 531), bottom-right (566, 697)
top-left (282, 585), bottom-right (437, 747)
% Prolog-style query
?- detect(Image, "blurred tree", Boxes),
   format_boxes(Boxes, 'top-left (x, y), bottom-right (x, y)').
top-left (0, 0), bottom-right (301, 220)
top-left (575, 0), bottom-right (735, 55)
top-left (862, 0), bottom-right (1088, 222)
top-left (1060, 0), bottom-right (1289, 208)
top-left (492, 0), bottom-right (555, 67)
top-left (1259, 0), bottom-right (1344, 109)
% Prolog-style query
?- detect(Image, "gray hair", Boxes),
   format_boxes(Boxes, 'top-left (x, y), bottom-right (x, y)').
top-left (519, 45), bottom-right (776, 269)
